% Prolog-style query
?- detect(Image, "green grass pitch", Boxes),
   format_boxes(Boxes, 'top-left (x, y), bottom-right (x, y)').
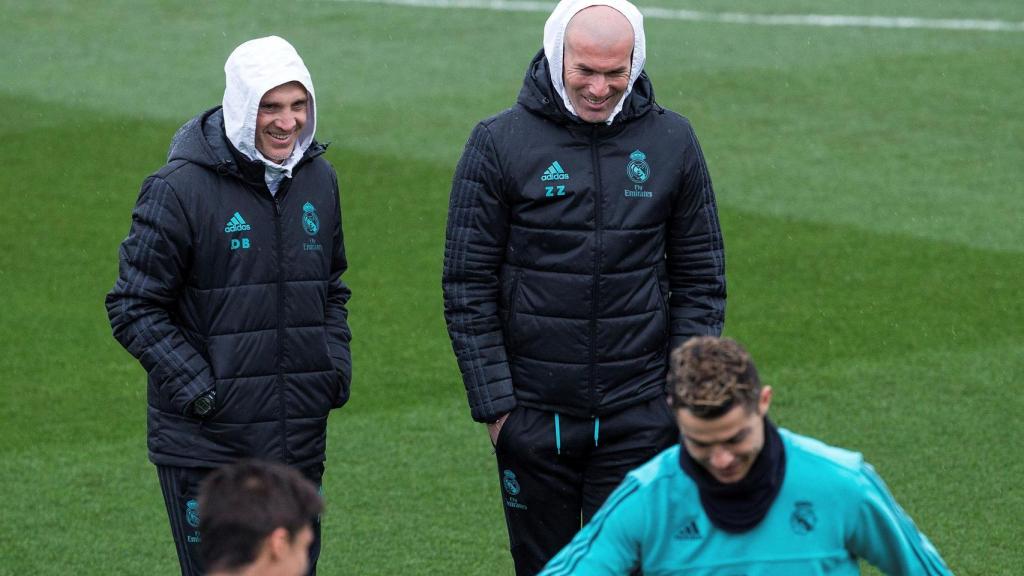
top-left (1, 0), bottom-right (1022, 574)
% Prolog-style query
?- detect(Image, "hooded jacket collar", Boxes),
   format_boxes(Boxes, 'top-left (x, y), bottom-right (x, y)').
top-left (221, 36), bottom-right (317, 193)
top-left (543, 0), bottom-right (646, 125)
top-left (517, 49), bottom-right (656, 128)
top-left (167, 107), bottom-right (326, 190)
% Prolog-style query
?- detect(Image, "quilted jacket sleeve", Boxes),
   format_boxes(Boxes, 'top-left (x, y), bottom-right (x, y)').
top-left (325, 168), bottom-right (353, 407)
top-left (667, 121), bottom-right (726, 349)
top-left (442, 123), bottom-right (517, 423)
top-left (105, 176), bottom-right (214, 415)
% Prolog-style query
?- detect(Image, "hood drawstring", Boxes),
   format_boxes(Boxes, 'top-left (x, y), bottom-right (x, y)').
top-left (215, 161), bottom-right (233, 176)
top-left (554, 413), bottom-right (562, 455)
top-left (594, 417), bottom-right (600, 447)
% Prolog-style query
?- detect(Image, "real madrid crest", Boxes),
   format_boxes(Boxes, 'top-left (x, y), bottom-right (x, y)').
top-left (185, 499), bottom-right (200, 528)
top-left (626, 150), bottom-right (651, 184)
top-left (502, 470), bottom-right (520, 496)
top-left (302, 202), bottom-right (320, 236)
top-left (790, 501), bottom-right (817, 534)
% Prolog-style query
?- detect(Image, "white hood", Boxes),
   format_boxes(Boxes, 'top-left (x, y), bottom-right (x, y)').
top-left (543, 0), bottom-right (646, 125)
top-left (223, 36), bottom-right (317, 192)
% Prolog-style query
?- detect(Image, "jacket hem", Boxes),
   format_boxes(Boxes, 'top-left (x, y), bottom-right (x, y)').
top-left (518, 387), bottom-right (663, 418)
top-left (148, 451), bottom-right (326, 469)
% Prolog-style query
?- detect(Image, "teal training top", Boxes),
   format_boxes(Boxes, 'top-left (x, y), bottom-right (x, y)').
top-left (541, 429), bottom-right (951, 576)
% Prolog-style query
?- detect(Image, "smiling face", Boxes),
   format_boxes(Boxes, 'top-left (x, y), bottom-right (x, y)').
top-left (675, 387), bottom-right (773, 484)
top-left (562, 6), bottom-right (634, 123)
top-left (254, 81), bottom-right (308, 163)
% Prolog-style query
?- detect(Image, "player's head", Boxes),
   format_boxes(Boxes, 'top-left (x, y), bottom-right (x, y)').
top-left (543, 0), bottom-right (646, 124)
top-left (253, 81), bottom-right (309, 164)
top-left (562, 6), bottom-right (634, 123)
top-left (667, 336), bottom-right (773, 484)
top-left (222, 36), bottom-right (317, 167)
top-left (199, 459), bottom-right (323, 576)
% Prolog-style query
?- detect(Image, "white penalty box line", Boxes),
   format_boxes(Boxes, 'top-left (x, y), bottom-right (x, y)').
top-left (319, 0), bottom-right (1024, 32)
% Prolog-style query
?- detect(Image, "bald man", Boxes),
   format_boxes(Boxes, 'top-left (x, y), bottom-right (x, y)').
top-left (442, 0), bottom-right (725, 572)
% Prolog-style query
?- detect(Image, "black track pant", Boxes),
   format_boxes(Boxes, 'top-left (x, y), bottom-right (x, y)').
top-left (156, 462), bottom-right (325, 576)
top-left (494, 396), bottom-right (678, 575)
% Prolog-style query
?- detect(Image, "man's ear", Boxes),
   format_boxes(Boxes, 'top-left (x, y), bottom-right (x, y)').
top-left (758, 386), bottom-right (773, 416)
top-left (265, 527), bottom-right (291, 561)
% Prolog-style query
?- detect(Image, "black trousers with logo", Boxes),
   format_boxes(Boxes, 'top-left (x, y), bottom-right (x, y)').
top-left (494, 396), bottom-right (678, 575)
top-left (156, 462), bottom-right (324, 576)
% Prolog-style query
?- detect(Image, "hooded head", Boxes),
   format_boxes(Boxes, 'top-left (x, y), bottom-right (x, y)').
top-left (223, 36), bottom-right (317, 192)
top-left (543, 0), bottom-right (645, 125)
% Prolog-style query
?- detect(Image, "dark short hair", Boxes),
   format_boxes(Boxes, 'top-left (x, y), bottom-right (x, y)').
top-left (668, 336), bottom-right (762, 418)
top-left (199, 459), bottom-right (323, 572)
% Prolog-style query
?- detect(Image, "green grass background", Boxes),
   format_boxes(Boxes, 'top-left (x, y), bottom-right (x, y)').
top-left (1, 0), bottom-right (1022, 573)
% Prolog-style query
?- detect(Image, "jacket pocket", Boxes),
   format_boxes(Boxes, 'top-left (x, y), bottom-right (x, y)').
top-left (173, 327), bottom-right (212, 416)
top-left (332, 370), bottom-right (351, 409)
top-left (322, 327), bottom-right (349, 408)
top-left (494, 406), bottom-right (520, 453)
top-left (653, 264), bottom-right (670, 341)
top-left (505, 271), bottom-right (524, 353)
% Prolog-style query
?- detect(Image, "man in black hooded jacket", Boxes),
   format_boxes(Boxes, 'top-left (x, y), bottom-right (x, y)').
top-left (106, 36), bottom-right (351, 575)
top-left (442, 1), bottom-right (725, 573)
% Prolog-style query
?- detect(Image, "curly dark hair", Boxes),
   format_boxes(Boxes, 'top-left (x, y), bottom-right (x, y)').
top-left (667, 336), bottom-right (761, 418)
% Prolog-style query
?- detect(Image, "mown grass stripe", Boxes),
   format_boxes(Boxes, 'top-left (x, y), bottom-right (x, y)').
top-left (316, 0), bottom-right (1024, 32)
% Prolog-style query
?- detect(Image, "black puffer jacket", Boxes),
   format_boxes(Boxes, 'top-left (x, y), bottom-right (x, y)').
top-left (107, 107), bottom-right (352, 468)
top-left (443, 51), bottom-right (725, 423)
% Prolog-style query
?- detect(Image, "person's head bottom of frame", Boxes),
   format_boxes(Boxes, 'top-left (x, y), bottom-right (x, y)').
top-left (199, 459), bottom-right (323, 576)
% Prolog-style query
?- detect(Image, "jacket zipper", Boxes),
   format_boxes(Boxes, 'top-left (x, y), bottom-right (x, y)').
top-left (588, 126), bottom-right (602, 415)
top-left (272, 178), bottom-right (295, 464)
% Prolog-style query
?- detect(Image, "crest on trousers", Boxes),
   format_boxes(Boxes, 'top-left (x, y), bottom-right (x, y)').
top-left (302, 202), bottom-right (320, 236)
top-left (185, 499), bottom-right (200, 528)
top-left (626, 150), bottom-right (650, 184)
top-left (502, 470), bottom-right (521, 496)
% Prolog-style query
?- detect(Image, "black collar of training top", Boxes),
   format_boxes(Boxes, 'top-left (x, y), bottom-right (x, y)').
top-left (678, 417), bottom-right (786, 533)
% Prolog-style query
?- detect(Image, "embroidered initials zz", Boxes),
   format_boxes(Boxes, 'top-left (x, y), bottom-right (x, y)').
top-left (545, 185), bottom-right (566, 197)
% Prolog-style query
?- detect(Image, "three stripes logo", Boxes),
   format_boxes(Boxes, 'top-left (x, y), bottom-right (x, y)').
top-left (540, 161), bottom-right (570, 181)
top-left (675, 518), bottom-right (701, 540)
top-left (224, 212), bottom-right (252, 233)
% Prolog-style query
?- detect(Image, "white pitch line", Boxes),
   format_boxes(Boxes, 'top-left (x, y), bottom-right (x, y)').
top-left (319, 0), bottom-right (1024, 32)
